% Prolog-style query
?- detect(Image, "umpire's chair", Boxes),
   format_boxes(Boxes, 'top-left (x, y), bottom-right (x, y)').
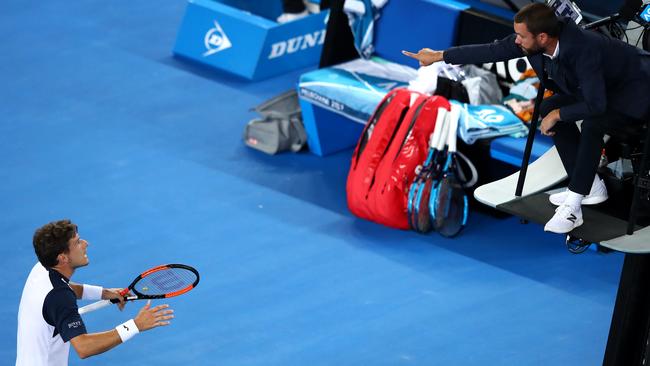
top-left (603, 120), bottom-right (650, 234)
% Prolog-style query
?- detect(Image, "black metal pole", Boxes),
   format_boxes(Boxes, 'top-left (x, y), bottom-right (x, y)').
top-left (582, 13), bottom-right (621, 30)
top-left (603, 254), bottom-right (650, 366)
top-left (514, 85), bottom-right (546, 197)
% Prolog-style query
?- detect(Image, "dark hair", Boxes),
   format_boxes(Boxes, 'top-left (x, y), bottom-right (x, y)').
top-left (33, 219), bottom-right (78, 267)
top-left (514, 3), bottom-right (560, 37)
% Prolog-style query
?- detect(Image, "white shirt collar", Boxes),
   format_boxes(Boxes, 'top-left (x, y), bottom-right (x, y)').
top-left (543, 39), bottom-right (560, 60)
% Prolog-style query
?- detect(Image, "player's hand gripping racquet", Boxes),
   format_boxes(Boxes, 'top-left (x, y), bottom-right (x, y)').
top-left (78, 264), bottom-right (199, 315)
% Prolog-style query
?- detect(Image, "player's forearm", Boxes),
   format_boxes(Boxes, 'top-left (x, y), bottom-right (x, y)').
top-left (70, 331), bottom-right (122, 359)
top-left (70, 282), bottom-right (105, 300)
top-left (72, 282), bottom-right (108, 301)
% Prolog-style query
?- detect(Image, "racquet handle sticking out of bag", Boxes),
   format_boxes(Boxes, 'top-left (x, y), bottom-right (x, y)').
top-left (78, 264), bottom-right (199, 315)
top-left (430, 104), bottom-right (468, 237)
top-left (408, 108), bottom-right (449, 233)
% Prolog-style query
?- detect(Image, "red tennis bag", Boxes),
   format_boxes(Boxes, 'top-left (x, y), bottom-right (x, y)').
top-left (346, 88), bottom-right (451, 229)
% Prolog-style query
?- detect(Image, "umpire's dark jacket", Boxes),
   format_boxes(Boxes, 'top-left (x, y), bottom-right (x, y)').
top-left (443, 18), bottom-right (650, 122)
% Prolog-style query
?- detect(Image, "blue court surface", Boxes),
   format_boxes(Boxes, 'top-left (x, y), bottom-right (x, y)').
top-left (1, 2), bottom-right (623, 365)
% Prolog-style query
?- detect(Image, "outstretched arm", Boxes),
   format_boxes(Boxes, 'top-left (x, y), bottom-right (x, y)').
top-left (402, 34), bottom-right (524, 66)
top-left (70, 301), bottom-right (174, 359)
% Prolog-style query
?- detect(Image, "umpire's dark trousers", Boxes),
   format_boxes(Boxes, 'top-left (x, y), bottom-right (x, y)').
top-left (540, 94), bottom-right (644, 195)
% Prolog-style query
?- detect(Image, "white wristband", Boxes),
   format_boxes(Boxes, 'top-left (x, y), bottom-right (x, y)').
top-left (81, 284), bottom-right (103, 300)
top-left (115, 319), bottom-right (139, 343)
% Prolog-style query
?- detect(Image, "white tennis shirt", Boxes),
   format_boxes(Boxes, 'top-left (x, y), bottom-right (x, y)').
top-left (16, 263), bottom-right (87, 366)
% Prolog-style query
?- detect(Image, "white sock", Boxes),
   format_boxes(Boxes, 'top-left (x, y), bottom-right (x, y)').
top-left (564, 190), bottom-right (583, 209)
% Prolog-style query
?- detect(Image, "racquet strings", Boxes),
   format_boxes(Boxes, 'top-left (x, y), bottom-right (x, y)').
top-left (134, 267), bottom-right (198, 296)
top-left (433, 175), bottom-right (466, 237)
top-left (416, 178), bottom-right (435, 233)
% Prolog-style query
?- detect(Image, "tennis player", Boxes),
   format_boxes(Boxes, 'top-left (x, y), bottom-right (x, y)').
top-left (16, 219), bottom-right (174, 365)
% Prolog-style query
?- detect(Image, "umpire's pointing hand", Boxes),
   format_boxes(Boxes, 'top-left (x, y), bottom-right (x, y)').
top-left (402, 48), bottom-right (445, 66)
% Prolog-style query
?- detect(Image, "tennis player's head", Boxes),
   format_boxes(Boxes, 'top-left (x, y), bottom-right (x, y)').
top-left (33, 219), bottom-right (90, 270)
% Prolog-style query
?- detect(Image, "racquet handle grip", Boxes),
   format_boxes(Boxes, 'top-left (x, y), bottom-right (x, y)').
top-left (79, 288), bottom-right (132, 314)
top-left (108, 287), bottom-right (131, 303)
top-left (78, 300), bottom-right (111, 314)
top-left (111, 295), bottom-right (138, 303)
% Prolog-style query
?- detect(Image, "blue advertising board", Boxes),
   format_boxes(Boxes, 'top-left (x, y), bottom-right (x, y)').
top-left (641, 4), bottom-right (650, 23)
top-left (214, 0), bottom-right (283, 20)
top-left (374, 0), bottom-right (468, 64)
top-left (213, 0), bottom-right (321, 20)
top-left (173, 0), bottom-right (328, 80)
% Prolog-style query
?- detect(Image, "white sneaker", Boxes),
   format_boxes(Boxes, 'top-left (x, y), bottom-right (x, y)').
top-left (544, 204), bottom-right (584, 234)
top-left (549, 178), bottom-right (608, 206)
top-left (276, 10), bottom-right (309, 23)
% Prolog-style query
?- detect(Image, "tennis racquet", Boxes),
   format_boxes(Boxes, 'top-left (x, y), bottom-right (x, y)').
top-left (406, 103), bottom-right (440, 231)
top-left (408, 108), bottom-right (449, 233)
top-left (78, 264), bottom-right (200, 315)
top-left (430, 105), bottom-right (468, 237)
top-left (416, 110), bottom-right (450, 233)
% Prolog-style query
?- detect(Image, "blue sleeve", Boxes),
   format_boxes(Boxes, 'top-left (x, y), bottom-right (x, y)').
top-left (43, 288), bottom-right (87, 342)
top-left (444, 34), bottom-right (524, 65)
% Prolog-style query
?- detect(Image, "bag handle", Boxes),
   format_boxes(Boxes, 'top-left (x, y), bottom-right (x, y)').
top-left (289, 116), bottom-right (308, 153)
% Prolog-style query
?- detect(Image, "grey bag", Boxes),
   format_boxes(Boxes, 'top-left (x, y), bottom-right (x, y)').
top-left (460, 64), bottom-right (503, 105)
top-left (243, 89), bottom-right (307, 154)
